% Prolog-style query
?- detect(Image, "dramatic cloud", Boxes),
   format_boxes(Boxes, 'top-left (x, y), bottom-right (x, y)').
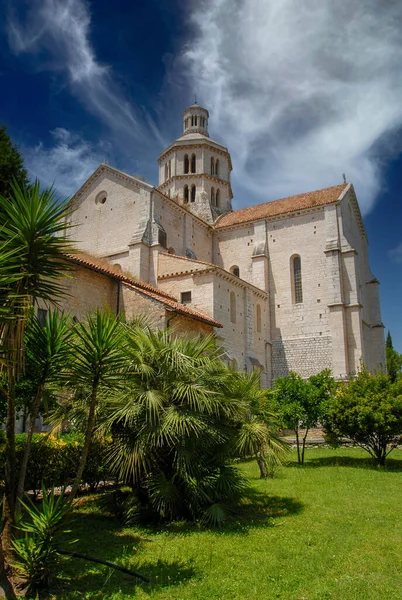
top-left (184, 0), bottom-right (402, 213)
top-left (7, 0), bottom-right (147, 143)
top-left (23, 128), bottom-right (106, 197)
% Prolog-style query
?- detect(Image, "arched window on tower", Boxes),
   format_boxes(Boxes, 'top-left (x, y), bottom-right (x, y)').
top-left (191, 185), bottom-right (196, 202)
top-left (215, 159), bottom-right (219, 177)
top-left (230, 291), bottom-right (236, 323)
top-left (168, 160), bottom-right (171, 178)
top-left (184, 154), bottom-right (189, 174)
top-left (215, 189), bottom-right (220, 208)
top-left (210, 157), bottom-right (215, 175)
top-left (256, 304), bottom-right (262, 333)
top-left (230, 265), bottom-right (240, 277)
top-left (211, 187), bottom-right (215, 205)
top-left (184, 185), bottom-right (189, 203)
top-left (291, 255), bottom-right (303, 304)
top-left (191, 154), bottom-right (196, 173)
top-left (164, 163), bottom-right (168, 181)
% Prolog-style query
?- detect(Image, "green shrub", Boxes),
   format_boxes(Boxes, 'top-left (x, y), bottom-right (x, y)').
top-left (0, 433), bottom-right (112, 494)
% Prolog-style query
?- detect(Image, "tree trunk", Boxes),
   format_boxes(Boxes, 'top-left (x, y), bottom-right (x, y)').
top-left (1, 363), bottom-right (16, 567)
top-left (301, 428), bottom-right (309, 465)
top-left (256, 450), bottom-right (268, 478)
top-left (16, 383), bottom-right (45, 503)
top-left (295, 429), bottom-right (301, 464)
top-left (69, 386), bottom-right (98, 502)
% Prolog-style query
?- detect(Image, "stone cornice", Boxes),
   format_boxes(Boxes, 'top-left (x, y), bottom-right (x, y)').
top-left (214, 205), bottom-right (325, 233)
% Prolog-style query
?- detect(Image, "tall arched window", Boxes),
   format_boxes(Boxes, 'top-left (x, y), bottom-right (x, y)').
top-left (256, 304), bottom-right (261, 332)
top-left (184, 154), bottom-right (189, 174)
top-left (211, 187), bottom-right (215, 205)
top-left (168, 160), bottom-right (171, 178)
top-left (164, 163), bottom-right (168, 181)
top-left (230, 291), bottom-right (236, 323)
top-left (191, 154), bottom-right (196, 173)
top-left (215, 189), bottom-right (220, 208)
top-left (184, 185), bottom-right (189, 203)
top-left (215, 159), bottom-right (219, 177)
top-left (210, 157), bottom-right (215, 175)
top-left (191, 185), bottom-right (196, 202)
top-left (291, 255), bottom-right (303, 304)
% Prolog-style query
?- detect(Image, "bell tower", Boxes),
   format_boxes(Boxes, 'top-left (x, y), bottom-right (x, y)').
top-left (157, 103), bottom-right (233, 224)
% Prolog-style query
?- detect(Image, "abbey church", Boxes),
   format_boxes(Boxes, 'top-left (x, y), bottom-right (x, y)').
top-left (67, 103), bottom-right (386, 385)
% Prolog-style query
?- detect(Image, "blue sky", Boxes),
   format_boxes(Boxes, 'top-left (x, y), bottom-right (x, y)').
top-left (1, 0), bottom-right (402, 350)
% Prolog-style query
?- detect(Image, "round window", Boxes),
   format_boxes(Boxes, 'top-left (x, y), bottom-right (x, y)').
top-left (95, 191), bottom-right (107, 205)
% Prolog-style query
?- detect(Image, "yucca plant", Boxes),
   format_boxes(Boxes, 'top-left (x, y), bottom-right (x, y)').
top-left (67, 310), bottom-right (129, 501)
top-left (12, 487), bottom-right (71, 596)
top-left (0, 180), bottom-right (74, 565)
top-left (16, 311), bottom-right (73, 502)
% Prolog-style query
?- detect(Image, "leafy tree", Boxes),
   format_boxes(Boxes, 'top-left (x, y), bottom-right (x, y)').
top-left (102, 325), bottom-right (253, 526)
top-left (268, 370), bottom-right (336, 465)
top-left (324, 369), bottom-right (402, 465)
top-left (0, 126), bottom-right (29, 199)
top-left (386, 331), bottom-right (402, 383)
top-left (67, 310), bottom-right (128, 502)
top-left (0, 180), bottom-right (73, 572)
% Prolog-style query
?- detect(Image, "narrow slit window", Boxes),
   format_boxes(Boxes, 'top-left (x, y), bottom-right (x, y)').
top-left (184, 185), bottom-right (189, 203)
top-left (292, 255), bottom-right (303, 304)
top-left (184, 154), bottom-right (189, 174)
top-left (191, 185), bottom-right (196, 202)
top-left (230, 291), bottom-right (236, 323)
top-left (215, 189), bottom-right (220, 207)
top-left (191, 154), bottom-right (196, 173)
top-left (256, 304), bottom-right (261, 332)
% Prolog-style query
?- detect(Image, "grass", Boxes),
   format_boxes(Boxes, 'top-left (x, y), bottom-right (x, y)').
top-left (49, 447), bottom-right (402, 600)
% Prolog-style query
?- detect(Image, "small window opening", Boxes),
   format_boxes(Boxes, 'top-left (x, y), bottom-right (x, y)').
top-left (191, 154), bottom-right (196, 173)
top-left (215, 159), bottom-right (219, 177)
top-left (95, 191), bottom-right (107, 205)
top-left (230, 266), bottom-right (240, 277)
top-left (216, 189), bottom-right (220, 208)
top-left (181, 291), bottom-right (192, 304)
top-left (211, 187), bottom-right (215, 205)
top-left (211, 157), bottom-right (215, 175)
top-left (191, 185), bottom-right (196, 202)
top-left (184, 154), bottom-right (189, 174)
top-left (184, 185), bottom-right (189, 203)
top-left (164, 163), bottom-right (169, 181)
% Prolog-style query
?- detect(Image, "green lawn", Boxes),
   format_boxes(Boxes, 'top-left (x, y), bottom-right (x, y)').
top-left (51, 448), bottom-right (402, 600)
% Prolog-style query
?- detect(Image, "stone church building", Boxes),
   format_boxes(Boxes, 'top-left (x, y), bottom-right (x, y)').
top-left (68, 103), bottom-right (385, 385)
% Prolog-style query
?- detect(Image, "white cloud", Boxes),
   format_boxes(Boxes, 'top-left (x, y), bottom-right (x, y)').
top-left (183, 0), bottom-right (402, 213)
top-left (389, 243), bottom-right (402, 264)
top-left (7, 0), bottom-right (146, 143)
top-left (23, 128), bottom-right (106, 197)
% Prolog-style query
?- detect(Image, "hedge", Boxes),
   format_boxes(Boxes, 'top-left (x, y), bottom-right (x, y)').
top-left (0, 432), bottom-right (112, 495)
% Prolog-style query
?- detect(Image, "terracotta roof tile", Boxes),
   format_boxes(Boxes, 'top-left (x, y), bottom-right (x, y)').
top-left (64, 253), bottom-right (222, 328)
top-left (215, 184), bottom-right (349, 229)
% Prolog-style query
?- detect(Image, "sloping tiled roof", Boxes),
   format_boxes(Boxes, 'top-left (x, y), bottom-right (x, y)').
top-left (64, 254), bottom-right (222, 328)
top-left (215, 184), bottom-right (349, 229)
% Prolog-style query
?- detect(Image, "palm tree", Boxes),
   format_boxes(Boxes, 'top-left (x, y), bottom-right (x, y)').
top-left (103, 325), bottom-right (254, 526)
top-left (0, 180), bottom-right (73, 568)
top-left (16, 310), bottom-right (73, 501)
top-left (67, 310), bottom-right (128, 502)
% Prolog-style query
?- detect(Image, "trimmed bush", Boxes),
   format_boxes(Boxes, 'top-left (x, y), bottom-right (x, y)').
top-left (0, 433), bottom-right (112, 495)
